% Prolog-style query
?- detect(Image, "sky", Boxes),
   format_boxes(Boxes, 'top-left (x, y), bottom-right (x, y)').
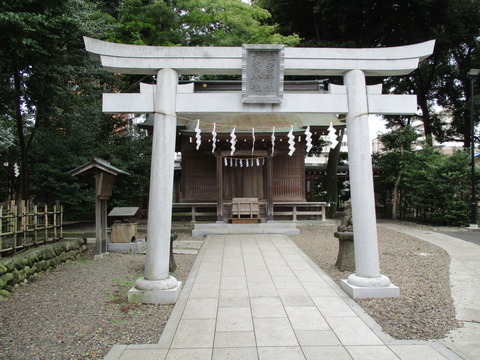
top-left (369, 115), bottom-right (387, 141)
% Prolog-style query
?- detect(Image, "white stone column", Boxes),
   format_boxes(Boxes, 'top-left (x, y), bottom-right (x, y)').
top-left (128, 68), bottom-right (182, 304)
top-left (340, 69), bottom-right (399, 298)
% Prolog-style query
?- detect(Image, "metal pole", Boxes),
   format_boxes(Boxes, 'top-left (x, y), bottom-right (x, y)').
top-left (468, 69), bottom-right (479, 228)
top-left (471, 77), bottom-right (477, 227)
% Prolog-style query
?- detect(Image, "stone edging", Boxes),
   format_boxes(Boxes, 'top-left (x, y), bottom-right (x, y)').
top-left (0, 239), bottom-right (87, 299)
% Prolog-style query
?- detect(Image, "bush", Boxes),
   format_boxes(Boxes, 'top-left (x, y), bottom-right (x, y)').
top-left (376, 146), bottom-right (475, 226)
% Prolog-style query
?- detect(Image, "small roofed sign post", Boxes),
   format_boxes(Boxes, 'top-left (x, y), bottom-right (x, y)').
top-left (69, 158), bottom-right (129, 260)
top-left (84, 37), bottom-right (435, 302)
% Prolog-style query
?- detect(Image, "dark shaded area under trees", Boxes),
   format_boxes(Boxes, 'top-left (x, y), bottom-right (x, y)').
top-left (0, 0), bottom-right (479, 225)
top-left (0, 0), bottom-right (299, 219)
top-left (259, 0), bottom-right (480, 224)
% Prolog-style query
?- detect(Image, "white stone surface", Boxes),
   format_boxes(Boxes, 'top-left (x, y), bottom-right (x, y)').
top-left (103, 91), bottom-right (418, 116)
top-left (347, 273), bottom-right (391, 287)
top-left (127, 68), bottom-right (181, 304)
top-left (343, 69), bottom-right (396, 295)
top-left (84, 37), bottom-right (435, 76)
top-left (143, 68), bottom-right (178, 283)
top-left (192, 222), bottom-right (300, 236)
top-left (340, 279), bottom-right (400, 299)
top-left (134, 276), bottom-right (179, 291)
top-left (128, 281), bottom-right (182, 305)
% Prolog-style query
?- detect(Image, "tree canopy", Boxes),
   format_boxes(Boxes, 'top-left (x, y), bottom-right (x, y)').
top-left (0, 0), bottom-right (112, 203)
top-left (0, 0), bottom-right (478, 225)
top-left (0, 0), bottom-right (300, 216)
top-left (258, 0), bottom-right (480, 147)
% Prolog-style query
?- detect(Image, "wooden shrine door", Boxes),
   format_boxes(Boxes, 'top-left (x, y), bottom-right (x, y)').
top-left (223, 160), bottom-right (265, 200)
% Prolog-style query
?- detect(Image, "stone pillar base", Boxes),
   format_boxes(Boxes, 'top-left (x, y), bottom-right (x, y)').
top-left (128, 276), bottom-right (182, 304)
top-left (340, 278), bottom-right (399, 299)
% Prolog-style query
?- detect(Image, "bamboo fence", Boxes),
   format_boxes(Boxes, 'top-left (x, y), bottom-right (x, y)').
top-left (0, 201), bottom-right (63, 257)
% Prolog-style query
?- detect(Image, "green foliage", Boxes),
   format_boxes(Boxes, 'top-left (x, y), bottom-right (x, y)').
top-left (0, 0), bottom-right (295, 219)
top-left (307, 137), bottom-right (327, 157)
top-left (177, 0), bottom-right (300, 46)
top-left (106, 128), bottom-right (152, 210)
top-left (107, 0), bottom-right (182, 46)
top-left (405, 149), bottom-right (472, 225)
top-left (259, 0), bottom-right (480, 147)
top-left (0, 126), bottom-right (14, 152)
top-left (0, 0), bottom-right (113, 200)
top-left (105, 0), bottom-right (301, 47)
top-left (375, 143), bottom-right (473, 226)
top-left (0, 126), bottom-right (15, 200)
top-left (29, 125), bottom-right (97, 219)
top-left (377, 126), bottom-right (419, 152)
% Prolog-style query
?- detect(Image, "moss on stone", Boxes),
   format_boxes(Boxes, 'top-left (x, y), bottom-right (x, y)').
top-left (1, 272), bottom-right (14, 284)
top-left (0, 264), bottom-right (7, 275)
top-left (0, 289), bottom-right (12, 298)
top-left (0, 239), bottom-right (86, 290)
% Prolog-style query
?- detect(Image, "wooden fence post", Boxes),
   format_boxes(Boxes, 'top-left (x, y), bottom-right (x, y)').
top-left (21, 200), bottom-right (26, 247)
top-left (12, 202), bottom-right (18, 254)
top-left (0, 202), bottom-right (64, 256)
top-left (44, 205), bottom-right (48, 243)
top-left (53, 204), bottom-right (58, 241)
top-left (33, 205), bottom-right (38, 246)
top-left (60, 205), bottom-right (63, 239)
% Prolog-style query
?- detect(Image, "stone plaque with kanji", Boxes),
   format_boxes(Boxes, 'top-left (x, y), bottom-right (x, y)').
top-left (242, 44), bottom-right (284, 103)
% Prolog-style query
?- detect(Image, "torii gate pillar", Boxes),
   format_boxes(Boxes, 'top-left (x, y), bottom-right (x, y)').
top-left (128, 68), bottom-right (183, 304)
top-left (342, 70), bottom-right (399, 298)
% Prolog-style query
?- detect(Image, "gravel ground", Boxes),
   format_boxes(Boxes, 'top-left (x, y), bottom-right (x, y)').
top-left (0, 221), bottom-right (461, 359)
top-left (292, 222), bottom-right (460, 340)
top-left (0, 230), bottom-right (196, 360)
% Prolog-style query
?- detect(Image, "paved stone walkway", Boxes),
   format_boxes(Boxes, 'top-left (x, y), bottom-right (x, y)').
top-left (105, 233), bottom-right (460, 360)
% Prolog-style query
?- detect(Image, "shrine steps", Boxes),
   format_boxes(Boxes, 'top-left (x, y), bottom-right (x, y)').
top-left (192, 222), bottom-right (299, 236)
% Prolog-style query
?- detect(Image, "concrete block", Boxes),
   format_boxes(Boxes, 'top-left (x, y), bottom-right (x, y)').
top-left (128, 281), bottom-right (182, 305)
top-left (340, 279), bottom-right (400, 299)
top-left (192, 223), bottom-right (299, 236)
top-left (107, 240), bottom-right (146, 254)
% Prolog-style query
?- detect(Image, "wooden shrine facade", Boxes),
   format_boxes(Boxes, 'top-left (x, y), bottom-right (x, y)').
top-left (178, 129), bottom-right (307, 221)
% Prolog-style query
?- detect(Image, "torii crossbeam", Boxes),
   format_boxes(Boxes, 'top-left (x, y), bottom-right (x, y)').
top-left (84, 37), bottom-right (435, 303)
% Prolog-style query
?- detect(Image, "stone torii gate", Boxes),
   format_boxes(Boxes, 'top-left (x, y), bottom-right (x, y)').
top-left (84, 37), bottom-right (434, 303)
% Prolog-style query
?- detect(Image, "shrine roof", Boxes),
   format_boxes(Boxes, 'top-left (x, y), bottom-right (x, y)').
top-left (108, 207), bottom-right (142, 218)
top-left (69, 157), bottom-right (130, 177)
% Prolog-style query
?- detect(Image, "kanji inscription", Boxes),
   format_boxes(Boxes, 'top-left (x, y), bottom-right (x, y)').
top-left (242, 44), bottom-right (284, 103)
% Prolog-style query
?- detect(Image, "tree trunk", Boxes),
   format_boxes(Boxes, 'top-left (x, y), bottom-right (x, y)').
top-left (418, 91), bottom-right (433, 147)
top-left (326, 128), bottom-right (345, 218)
top-left (391, 172), bottom-right (401, 220)
top-left (13, 69), bottom-right (29, 200)
top-left (391, 144), bottom-right (405, 220)
top-left (465, 78), bottom-right (473, 149)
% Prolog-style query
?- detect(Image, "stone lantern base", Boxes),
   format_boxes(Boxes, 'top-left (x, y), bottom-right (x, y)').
top-left (334, 231), bottom-right (355, 272)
